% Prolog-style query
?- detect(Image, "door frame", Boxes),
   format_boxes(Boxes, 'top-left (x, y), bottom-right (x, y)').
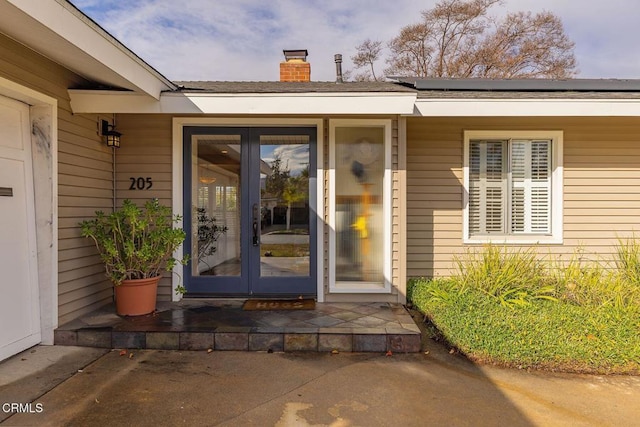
top-left (0, 77), bottom-right (57, 352)
top-left (0, 96), bottom-right (40, 360)
top-left (172, 118), bottom-right (325, 301)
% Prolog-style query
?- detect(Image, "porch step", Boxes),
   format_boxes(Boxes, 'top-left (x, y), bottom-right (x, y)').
top-left (54, 301), bottom-right (422, 353)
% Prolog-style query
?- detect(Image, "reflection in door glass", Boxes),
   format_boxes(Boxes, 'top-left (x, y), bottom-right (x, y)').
top-left (260, 135), bottom-right (310, 277)
top-left (192, 135), bottom-right (241, 276)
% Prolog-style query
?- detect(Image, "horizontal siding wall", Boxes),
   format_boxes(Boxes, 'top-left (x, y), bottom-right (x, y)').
top-left (391, 119), bottom-right (401, 299)
top-left (406, 116), bottom-right (640, 278)
top-left (115, 114), bottom-right (174, 299)
top-left (323, 118), bottom-right (330, 296)
top-left (0, 33), bottom-right (114, 324)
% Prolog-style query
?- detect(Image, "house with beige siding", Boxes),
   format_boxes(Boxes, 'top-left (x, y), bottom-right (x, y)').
top-left (2, 0), bottom-right (640, 360)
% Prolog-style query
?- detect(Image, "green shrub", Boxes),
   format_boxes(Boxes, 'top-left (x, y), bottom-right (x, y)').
top-left (409, 242), bottom-right (640, 374)
top-left (410, 277), bottom-right (459, 307)
top-left (552, 246), bottom-right (640, 309)
top-left (616, 236), bottom-right (640, 285)
top-left (452, 245), bottom-right (556, 307)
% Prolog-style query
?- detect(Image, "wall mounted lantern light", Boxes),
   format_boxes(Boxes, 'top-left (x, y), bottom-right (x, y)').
top-left (101, 119), bottom-right (121, 148)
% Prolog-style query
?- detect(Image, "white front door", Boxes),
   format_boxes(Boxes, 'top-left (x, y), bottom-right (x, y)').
top-left (0, 95), bottom-right (40, 361)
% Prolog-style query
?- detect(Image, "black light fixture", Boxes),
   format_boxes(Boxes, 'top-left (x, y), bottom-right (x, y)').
top-left (101, 119), bottom-right (121, 148)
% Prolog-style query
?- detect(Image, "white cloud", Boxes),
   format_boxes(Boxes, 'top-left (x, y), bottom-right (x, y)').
top-left (71, 0), bottom-right (640, 80)
top-left (263, 144), bottom-right (309, 176)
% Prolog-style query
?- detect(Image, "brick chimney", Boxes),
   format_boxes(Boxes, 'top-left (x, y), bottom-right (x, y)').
top-left (280, 49), bottom-right (310, 82)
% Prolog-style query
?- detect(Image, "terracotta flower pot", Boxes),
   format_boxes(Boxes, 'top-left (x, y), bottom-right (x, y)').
top-left (114, 276), bottom-right (161, 316)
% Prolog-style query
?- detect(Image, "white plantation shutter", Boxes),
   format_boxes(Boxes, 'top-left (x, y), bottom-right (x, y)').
top-left (510, 141), bottom-right (527, 233)
top-left (469, 140), bottom-right (506, 235)
top-left (529, 140), bottom-right (551, 233)
top-left (510, 140), bottom-right (551, 234)
top-left (470, 138), bottom-right (552, 237)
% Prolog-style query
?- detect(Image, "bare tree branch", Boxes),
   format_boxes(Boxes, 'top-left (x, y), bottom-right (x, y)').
top-left (361, 0), bottom-right (577, 79)
top-left (351, 39), bottom-right (384, 81)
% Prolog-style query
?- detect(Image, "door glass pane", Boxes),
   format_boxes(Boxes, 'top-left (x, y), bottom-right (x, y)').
top-left (192, 135), bottom-right (241, 276)
top-left (335, 127), bottom-right (384, 283)
top-left (260, 135), bottom-right (310, 277)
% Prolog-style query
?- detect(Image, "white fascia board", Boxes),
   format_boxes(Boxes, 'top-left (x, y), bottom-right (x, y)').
top-left (69, 91), bottom-right (160, 113)
top-left (68, 90), bottom-right (417, 114)
top-left (3, 0), bottom-right (174, 99)
top-left (414, 98), bottom-right (640, 116)
top-left (171, 93), bottom-right (417, 115)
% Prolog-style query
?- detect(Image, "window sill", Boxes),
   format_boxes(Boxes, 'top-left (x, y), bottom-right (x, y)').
top-left (464, 235), bottom-right (563, 245)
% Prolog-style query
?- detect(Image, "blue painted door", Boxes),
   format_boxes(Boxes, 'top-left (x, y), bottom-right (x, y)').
top-left (183, 127), bottom-right (317, 296)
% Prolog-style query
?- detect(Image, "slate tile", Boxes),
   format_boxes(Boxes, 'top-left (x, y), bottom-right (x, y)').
top-left (77, 329), bottom-right (112, 348)
top-left (284, 333), bottom-right (318, 351)
top-left (112, 332), bottom-right (146, 349)
top-left (179, 332), bottom-right (214, 350)
top-left (54, 330), bottom-right (77, 346)
top-left (387, 334), bottom-right (421, 353)
top-left (353, 334), bottom-right (387, 352)
top-left (249, 333), bottom-right (284, 352)
top-left (318, 334), bottom-right (352, 352)
top-left (146, 332), bottom-right (179, 350)
top-left (215, 333), bottom-right (249, 351)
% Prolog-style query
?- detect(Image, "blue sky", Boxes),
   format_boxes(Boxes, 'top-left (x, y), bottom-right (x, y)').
top-left (71, 0), bottom-right (640, 81)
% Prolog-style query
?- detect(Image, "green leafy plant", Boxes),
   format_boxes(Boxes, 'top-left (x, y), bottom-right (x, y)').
top-left (616, 236), bottom-right (640, 286)
top-left (452, 245), bottom-right (556, 307)
top-left (551, 245), bottom-right (640, 309)
top-left (408, 243), bottom-right (640, 373)
top-left (80, 199), bottom-right (188, 285)
top-left (410, 277), bottom-right (459, 305)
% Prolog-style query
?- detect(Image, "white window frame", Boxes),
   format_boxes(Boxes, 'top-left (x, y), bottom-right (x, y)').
top-left (463, 130), bottom-right (563, 244)
top-left (329, 119), bottom-right (392, 293)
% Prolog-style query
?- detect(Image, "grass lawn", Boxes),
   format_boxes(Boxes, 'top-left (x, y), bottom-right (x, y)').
top-left (408, 244), bottom-right (640, 374)
top-left (410, 282), bottom-right (640, 374)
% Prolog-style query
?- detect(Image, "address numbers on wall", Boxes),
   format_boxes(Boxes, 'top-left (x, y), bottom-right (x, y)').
top-left (129, 177), bottom-right (153, 190)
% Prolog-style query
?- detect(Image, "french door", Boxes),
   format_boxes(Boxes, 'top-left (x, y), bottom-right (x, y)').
top-left (183, 127), bottom-right (317, 296)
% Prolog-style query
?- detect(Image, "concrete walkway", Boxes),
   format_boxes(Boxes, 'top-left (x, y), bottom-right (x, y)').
top-left (1, 338), bottom-right (639, 426)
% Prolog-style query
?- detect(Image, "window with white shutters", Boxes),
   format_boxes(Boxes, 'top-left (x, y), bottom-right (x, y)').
top-left (468, 138), bottom-right (553, 238)
top-left (469, 140), bottom-right (507, 235)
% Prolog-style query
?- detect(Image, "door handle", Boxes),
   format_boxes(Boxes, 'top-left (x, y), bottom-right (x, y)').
top-left (253, 221), bottom-right (259, 246)
top-left (252, 203), bottom-right (259, 246)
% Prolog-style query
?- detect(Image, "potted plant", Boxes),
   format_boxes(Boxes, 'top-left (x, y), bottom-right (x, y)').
top-left (79, 199), bottom-right (187, 316)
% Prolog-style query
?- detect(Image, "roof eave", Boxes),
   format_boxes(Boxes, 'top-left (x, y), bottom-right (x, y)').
top-left (68, 90), bottom-right (417, 114)
top-left (1, 0), bottom-right (176, 99)
top-left (414, 97), bottom-right (640, 117)
top-left (391, 76), bottom-right (640, 92)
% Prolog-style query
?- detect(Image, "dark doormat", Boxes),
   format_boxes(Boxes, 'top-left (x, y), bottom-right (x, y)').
top-left (242, 299), bottom-right (316, 311)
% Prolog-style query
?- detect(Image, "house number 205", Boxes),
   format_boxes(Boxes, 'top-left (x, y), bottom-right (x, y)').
top-left (129, 177), bottom-right (153, 190)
